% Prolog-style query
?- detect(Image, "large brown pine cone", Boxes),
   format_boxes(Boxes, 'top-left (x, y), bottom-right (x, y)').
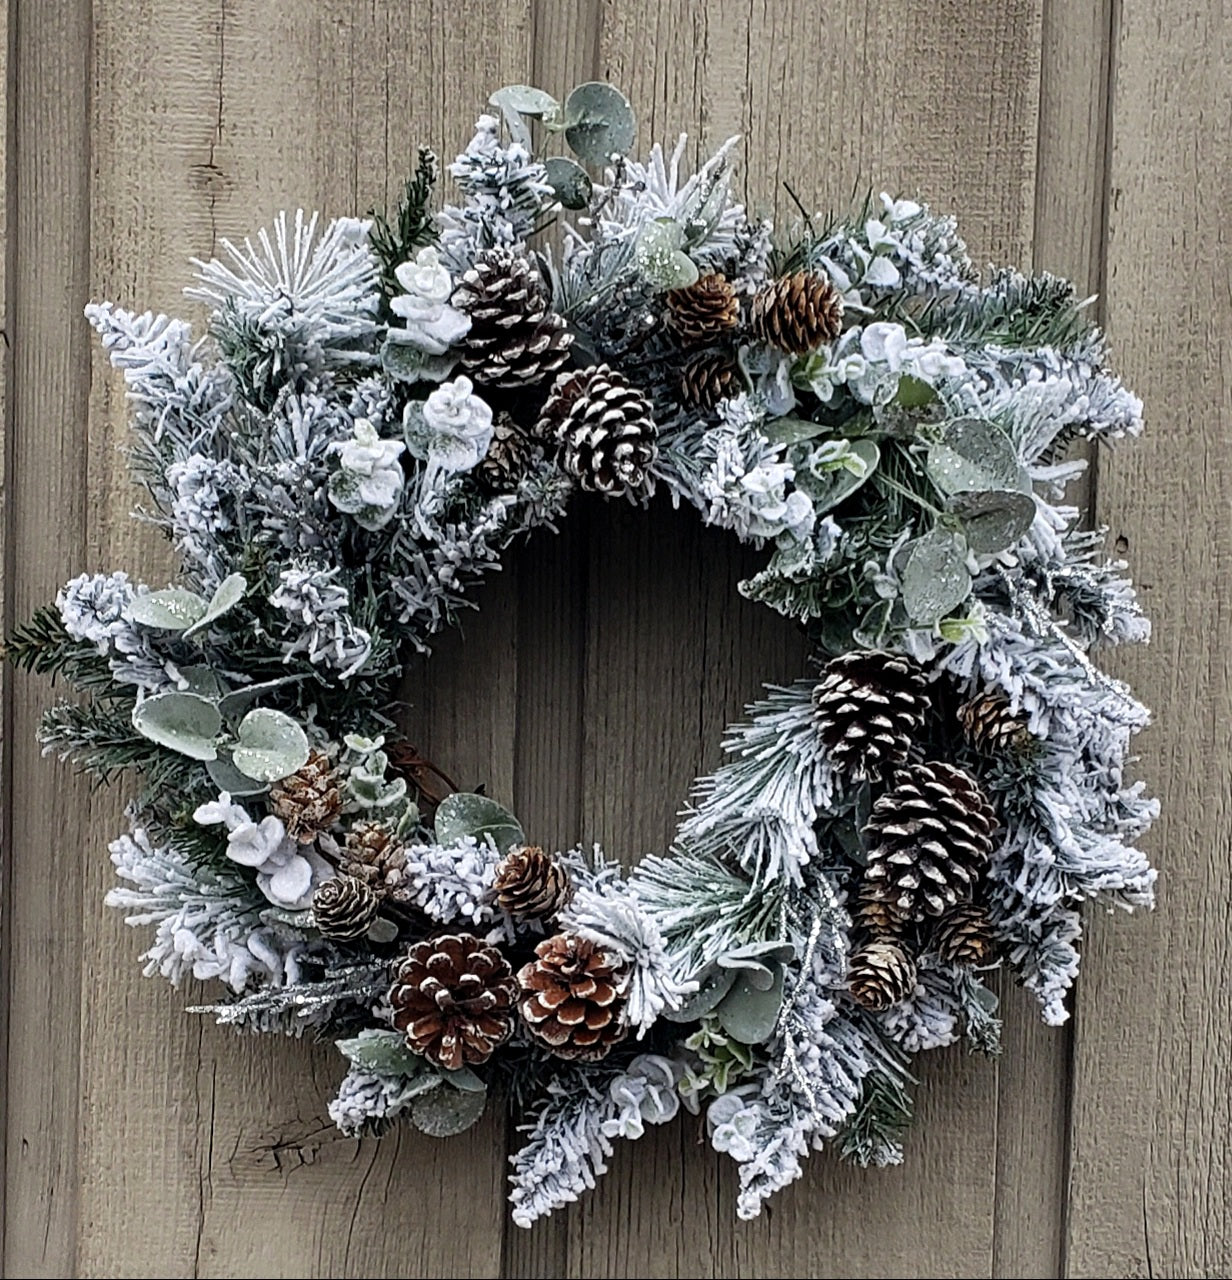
top-left (268, 749), bottom-right (343, 844)
top-left (516, 934), bottom-right (629, 1061)
top-left (861, 762), bottom-right (998, 926)
top-left (538, 364), bottom-right (658, 497)
top-left (451, 249), bottom-right (573, 388)
top-left (340, 821), bottom-right (410, 903)
top-left (848, 939), bottom-right (918, 1011)
top-left (665, 272), bottom-right (740, 345)
top-left (750, 270), bottom-right (844, 354)
top-left (493, 846), bottom-right (571, 919)
top-left (312, 874), bottom-right (380, 940)
top-left (389, 933), bottom-right (518, 1070)
top-left (812, 650), bottom-right (928, 781)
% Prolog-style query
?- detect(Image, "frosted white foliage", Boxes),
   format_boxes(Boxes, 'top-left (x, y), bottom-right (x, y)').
top-left (401, 834), bottom-right (504, 927)
top-left (58, 571), bottom-right (136, 653)
top-left (328, 1065), bottom-right (421, 1137)
top-left (269, 561), bottom-right (373, 678)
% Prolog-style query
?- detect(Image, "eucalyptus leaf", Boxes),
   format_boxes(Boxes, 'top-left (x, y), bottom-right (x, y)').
top-left (794, 438), bottom-right (879, 513)
top-left (926, 417), bottom-right (1025, 496)
top-left (183, 573), bottom-right (247, 638)
top-left (970, 980), bottom-right (1000, 1014)
top-left (411, 1082), bottom-right (487, 1137)
top-left (382, 339), bottom-right (455, 385)
top-left (563, 82), bottom-right (635, 165)
top-left (365, 916), bottom-right (400, 945)
top-left (336, 1029), bottom-right (424, 1077)
top-left (442, 1065), bottom-right (487, 1094)
top-left (633, 220), bottom-right (698, 291)
top-left (717, 941), bottom-right (796, 970)
top-left (230, 708), bottom-right (310, 782)
top-left (948, 488), bottom-right (1037, 555)
top-left (205, 755), bottom-right (269, 798)
top-left (660, 964), bottom-right (738, 1023)
top-left (126, 588), bottom-right (208, 631)
top-left (216, 674), bottom-right (307, 716)
top-left (715, 962), bottom-right (785, 1045)
top-left (177, 666), bottom-right (224, 700)
top-left (489, 84), bottom-right (561, 120)
top-left (544, 156), bottom-right (593, 210)
top-left (433, 792), bottom-right (524, 853)
top-left (900, 529), bottom-right (972, 624)
top-left (894, 374), bottom-right (937, 408)
top-left (131, 692), bottom-right (221, 761)
top-left (759, 416), bottom-right (828, 446)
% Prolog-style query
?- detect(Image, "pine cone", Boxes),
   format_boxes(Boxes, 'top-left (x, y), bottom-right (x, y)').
top-left (679, 349), bottom-right (740, 410)
top-left (478, 412), bottom-right (536, 489)
top-left (665, 272), bottom-right (740, 345)
top-left (312, 874), bottom-right (380, 940)
top-left (340, 821), bottom-right (410, 903)
top-left (848, 939), bottom-right (917, 1011)
top-left (932, 902), bottom-right (997, 966)
top-left (494, 846), bottom-right (571, 919)
top-left (268, 749), bottom-right (343, 844)
top-left (516, 933), bottom-right (629, 1061)
top-left (538, 364), bottom-right (658, 496)
top-left (861, 762), bottom-right (998, 925)
top-left (451, 249), bottom-right (573, 388)
top-left (750, 271), bottom-right (844, 354)
top-left (957, 690), bottom-right (1031, 754)
top-left (812, 650), bottom-right (928, 780)
top-left (851, 887), bottom-right (904, 940)
top-left (389, 933), bottom-right (517, 1070)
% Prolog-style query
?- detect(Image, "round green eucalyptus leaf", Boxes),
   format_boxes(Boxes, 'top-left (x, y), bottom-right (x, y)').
top-left (660, 963), bottom-right (738, 1023)
top-left (795, 438), bottom-right (880, 514)
top-left (336, 1029), bottom-right (423, 1077)
top-left (634, 220), bottom-right (698, 291)
top-left (760, 416), bottom-right (827, 446)
top-left (926, 416), bottom-right (1024, 496)
top-left (442, 1065), bottom-right (487, 1094)
top-left (230, 708), bottom-right (310, 782)
top-left (126, 588), bottom-right (208, 631)
top-left (893, 374), bottom-right (938, 408)
top-left (715, 962), bottom-right (785, 1045)
top-left (205, 755), bottom-right (269, 798)
top-left (900, 529), bottom-right (972, 624)
top-left (489, 84), bottom-right (560, 120)
top-left (948, 488), bottom-right (1037, 555)
top-left (411, 1082), bottom-right (487, 1137)
top-left (544, 156), bottom-right (593, 210)
top-left (433, 792), bottom-right (525, 853)
top-left (131, 692), bottom-right (221, 761)
top-left (564, 82), bottom-right (636, 165)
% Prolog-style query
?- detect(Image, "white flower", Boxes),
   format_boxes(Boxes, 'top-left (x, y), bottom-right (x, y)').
top-left (328, 418), bottom-right (405, 531)
top-left (707, 1093), bottom-right (761, 1163)
top-left (420, 376), bottom-right (494, 480)
top-left (192, 792), bottom-right (250, 831)
top-left (388, 247), bottom-right (471, 355)
top-left (225, 815), bottom-right (289, 868)
top-left (739, 463), bottom-right (816, 543)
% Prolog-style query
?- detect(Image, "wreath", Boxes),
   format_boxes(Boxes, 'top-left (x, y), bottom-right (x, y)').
top-left (7, 82), bottom-right (1157, 1226)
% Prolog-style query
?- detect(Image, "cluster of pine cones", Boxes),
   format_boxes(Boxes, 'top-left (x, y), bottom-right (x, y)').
top-left (810, 650), bottom-right (1032, 1012)
top-left (436, 246), bottom-right (847, 496)
top-left (666, 267), bottom-right (845, 410)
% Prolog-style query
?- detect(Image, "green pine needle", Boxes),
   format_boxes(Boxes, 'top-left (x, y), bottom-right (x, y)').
top-left (368, 148), bottom-right (440, 314)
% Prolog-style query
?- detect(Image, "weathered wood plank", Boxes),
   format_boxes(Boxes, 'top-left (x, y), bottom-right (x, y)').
top-left (1065, 1), bottom-right (1232, 1276)
top-left (3, 1), bottom-right (93, 1274)
top-left (988, 3), bottom-right (1116, 1276)
top-left (559, 2), bottom-right (1045, 1276)
top-left (73, 3), bottom-right (531, 1277)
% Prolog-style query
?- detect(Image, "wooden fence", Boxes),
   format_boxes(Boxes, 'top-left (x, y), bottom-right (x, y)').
top-left (1, 1), bottom-right (1227, 1276)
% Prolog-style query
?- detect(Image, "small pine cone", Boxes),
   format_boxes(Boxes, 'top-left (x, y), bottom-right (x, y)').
top-left (750, 271), bottom-right (844, 354)
top-left (679, 349), bottom-right (740, 410)
top-left (268, 749), bottom-right (343, 844)
top-left (848, 939), bottom-right (918, 1011)
top-left (389, 933), bottom-right (517, 1070)
top-left (340, 821), bottom-right (410, 903)
top-left (932, 903), bottom-right (998, 966)
top-left (493, 846), bottom-right (571, 919)
top-left (665, 272), bottom-right (740, 345)
top-left (478, 412), bottom-right (536, 489)
top-left (852, 887), bottom-right (904, 940)
top-left (312, 874), bottom-right (380, 940)
top-left (538, 364), bottom-right (658, 496)
top-left (451, 248), bottom-right (573, 388)
top-left (957, 690), bottom-right (1031, 754)
top-left (812, 650), bottom-right (928, 780)
top-left (862, 762), bottom-right (998, 925)
top-left (516, 934), bottom-right (629, 1061)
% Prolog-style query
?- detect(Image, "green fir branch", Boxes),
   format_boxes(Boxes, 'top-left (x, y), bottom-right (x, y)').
top-left (839, 1067), bottom-right (914, 1168)
top-left (2, 607), bottom-right (119, 695)
top-left (368, 148), bottom-right (440, 312)
top-left (39, 699), bottom-right (200, 792)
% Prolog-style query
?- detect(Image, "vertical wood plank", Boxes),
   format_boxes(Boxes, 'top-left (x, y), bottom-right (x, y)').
top-left (1065, 2), bottom-right (1232, 1276)
top-left (988, 4), bottom-right (1115, 1276)
top-left (558, 2), bottom-right (1046, 1276)
top-left (3, 1), bottom-right (93, 1275)
top-left (0, 0), bottom-right (11, 1262)
top-left (72, 3), bottom-right (532, 1277)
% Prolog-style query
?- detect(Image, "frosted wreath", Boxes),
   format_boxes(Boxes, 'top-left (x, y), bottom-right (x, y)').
top-left (7, 82), bottom-right (1157, 1225)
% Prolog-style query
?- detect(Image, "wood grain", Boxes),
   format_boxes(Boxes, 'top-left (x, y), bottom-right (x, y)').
top-left (1064, 1), bottom-right (1232, 1276)
top-left (3, 1), bottom-right (93, 1274)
